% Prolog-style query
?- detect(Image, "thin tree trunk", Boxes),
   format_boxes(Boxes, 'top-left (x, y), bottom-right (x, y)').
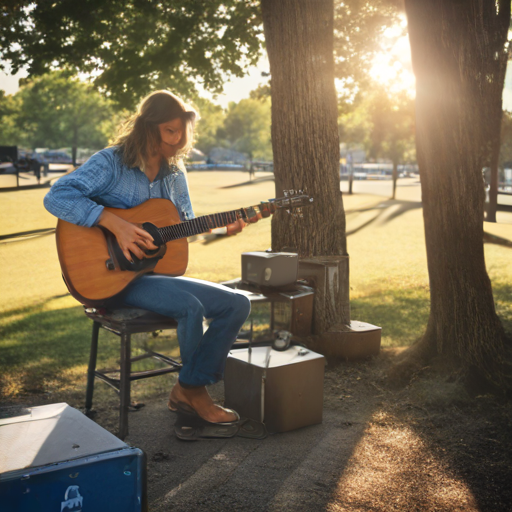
top-left (261, 0), bottom-right (349, 328)
top-left (487, 131), bottom-right (501, 223)
top-left (391, 161), bottom-right (398, 200)
top-left (405, 0), bottom-right (511, 390)
top-left (485, 29), bottom-right (508, 223)
top-left (348, 148), bottom-right (353, 195)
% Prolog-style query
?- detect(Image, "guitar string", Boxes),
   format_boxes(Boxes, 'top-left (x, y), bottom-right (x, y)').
top-left (158, 209), bottom-right (242, 244)
top-left (155, 196), bottom-right (303, 244)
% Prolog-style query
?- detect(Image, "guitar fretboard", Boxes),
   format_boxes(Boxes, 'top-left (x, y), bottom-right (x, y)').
top-left (158, 210), bottom-right (241, 243)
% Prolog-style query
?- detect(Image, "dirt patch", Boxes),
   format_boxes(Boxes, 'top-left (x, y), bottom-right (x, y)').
top-left (323, 349), bottom-right (512, 511)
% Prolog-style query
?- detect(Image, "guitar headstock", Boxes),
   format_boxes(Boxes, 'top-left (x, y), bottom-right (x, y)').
top-left (267, 190), bottom-right (313, 217)
top-left (239, 191), bottom-right (313, 221)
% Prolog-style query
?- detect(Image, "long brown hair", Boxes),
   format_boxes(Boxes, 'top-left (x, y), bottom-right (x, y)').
top-left (112, 90), bottom-right (198, 169)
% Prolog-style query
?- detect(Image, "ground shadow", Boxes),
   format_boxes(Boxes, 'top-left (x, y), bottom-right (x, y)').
top-left (126, 361), bottom-right (379, 512)
top-left (401, 384), bottom-right (512, 511)
top-left (345, 199), bottom-right (422, 237)
top-left (219, 174), bottom-right (275, 189)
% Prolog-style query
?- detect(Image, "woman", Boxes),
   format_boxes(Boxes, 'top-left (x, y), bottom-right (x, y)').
top-left (44, 90), bottom-right (251, 425)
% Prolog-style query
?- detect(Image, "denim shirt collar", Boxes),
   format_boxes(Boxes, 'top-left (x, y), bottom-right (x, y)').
top-left (150, 160), bottom-right (180, 182)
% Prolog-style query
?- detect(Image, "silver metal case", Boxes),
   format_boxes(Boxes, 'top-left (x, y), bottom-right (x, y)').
top-left (241, 252), bottom-right (298, 287)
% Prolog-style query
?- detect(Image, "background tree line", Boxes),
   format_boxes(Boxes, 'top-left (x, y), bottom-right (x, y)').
top-left (0, 71), bottom-right (273, 165)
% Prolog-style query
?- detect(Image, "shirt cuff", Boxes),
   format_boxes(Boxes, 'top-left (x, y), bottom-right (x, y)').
top-left (86, 204), bottom-right (105, 227)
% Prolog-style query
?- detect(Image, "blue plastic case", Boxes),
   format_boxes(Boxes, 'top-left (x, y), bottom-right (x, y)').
top-left (0, 404), bottom-right (147, 512)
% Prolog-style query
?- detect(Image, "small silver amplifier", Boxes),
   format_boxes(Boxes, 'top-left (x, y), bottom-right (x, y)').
top-left (242, 251), bottom-right (298, 287)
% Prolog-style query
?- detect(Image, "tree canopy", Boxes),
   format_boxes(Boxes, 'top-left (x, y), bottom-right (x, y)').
top-left (191, 97), bottom-right (226, 156)
top-left (221, 97), bottom-right (272, 161)
top-left (340, 88), bottom-right (415, 164)
top-left (0, 0), bottom-right (263, 108)
top-left (1, 1), bottom-right (402, 111)
top-left (334, 0), bottom-right (400, 103)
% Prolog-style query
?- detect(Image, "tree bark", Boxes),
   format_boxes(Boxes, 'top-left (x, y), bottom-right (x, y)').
top-left (261, 0), bottom-right (348, 329)
top-left (405, 0), bottom-right (511, 390)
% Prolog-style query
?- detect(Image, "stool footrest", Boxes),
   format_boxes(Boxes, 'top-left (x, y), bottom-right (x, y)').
top-left (95, 364), bottom-right (182, 392)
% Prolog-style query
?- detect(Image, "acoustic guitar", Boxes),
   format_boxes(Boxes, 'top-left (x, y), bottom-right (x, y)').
top-left (56, 193), bottom-right (313, 306)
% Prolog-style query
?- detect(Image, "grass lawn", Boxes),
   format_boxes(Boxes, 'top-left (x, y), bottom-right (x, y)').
top-left (1, 172), bottom-right (511, 407)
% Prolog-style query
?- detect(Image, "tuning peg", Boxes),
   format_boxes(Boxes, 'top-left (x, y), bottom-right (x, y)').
top-left (289, 189), bottom-right (295, 196)
top-left (284, 190), bottom-right (289, 197)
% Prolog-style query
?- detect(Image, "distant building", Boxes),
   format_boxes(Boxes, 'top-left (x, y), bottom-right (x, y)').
top-left (209, 147), bottom-right (247, 164)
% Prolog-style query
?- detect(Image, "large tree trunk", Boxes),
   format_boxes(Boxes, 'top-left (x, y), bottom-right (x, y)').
top-left (405, 0), bottom-right (511, 390)
top-left (261, 0), bottom-right (349, 329)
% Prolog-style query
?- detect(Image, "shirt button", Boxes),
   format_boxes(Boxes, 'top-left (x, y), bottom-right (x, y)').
top-left (150, 183), bottom-right (154, 188)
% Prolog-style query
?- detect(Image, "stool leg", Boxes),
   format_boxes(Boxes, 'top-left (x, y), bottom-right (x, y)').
top-left (119, 330), bottom-right (131, 440)
top-left (85, 321), bottom-right (100, 413)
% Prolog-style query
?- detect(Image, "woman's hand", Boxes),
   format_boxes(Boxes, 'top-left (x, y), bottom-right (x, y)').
top-left (226, 218), bottom-right (247, 235)
top-left (225, 210), bottom-right (262, 235)
top-left (98, 210), bottom-right (158, 262)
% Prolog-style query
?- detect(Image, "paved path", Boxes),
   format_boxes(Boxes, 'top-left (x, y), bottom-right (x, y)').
top-left (126, 382), bottom-right (375, 512)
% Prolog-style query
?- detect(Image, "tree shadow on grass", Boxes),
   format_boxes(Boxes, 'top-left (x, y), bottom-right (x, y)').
top-left (0, 298), bottom-right (184, 408)
top-left (345, 199), bottom-right (422, 237)
top-left (350, 280), bottom-right (511, 350)
top-left (218, 174), bottom-right (275, 189)
top-left (0, 304), bottom-right (103, 400)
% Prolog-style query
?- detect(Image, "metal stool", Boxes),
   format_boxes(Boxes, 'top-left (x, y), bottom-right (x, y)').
top-left (84, 307), bottom-right (182, 440)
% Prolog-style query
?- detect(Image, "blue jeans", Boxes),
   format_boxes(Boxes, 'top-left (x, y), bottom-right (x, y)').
top-left (118, 275), bottom-right (251, 387)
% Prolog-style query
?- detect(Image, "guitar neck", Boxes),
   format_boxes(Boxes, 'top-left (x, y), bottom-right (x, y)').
top-left (157, 208), bottom-right (244, 243)
top-left (156, 193), bottom-right (313, 244)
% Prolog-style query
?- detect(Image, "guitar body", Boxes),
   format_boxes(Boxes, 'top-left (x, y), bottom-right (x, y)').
top-left (56, 198), bottom-right (188, 306)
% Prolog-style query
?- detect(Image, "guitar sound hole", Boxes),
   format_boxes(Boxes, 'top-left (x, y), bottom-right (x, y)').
top-left (145, 248), bottom-right (161, 257)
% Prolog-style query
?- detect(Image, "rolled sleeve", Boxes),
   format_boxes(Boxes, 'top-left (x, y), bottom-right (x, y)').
top-left (44, 151), bottom-right (116, 227)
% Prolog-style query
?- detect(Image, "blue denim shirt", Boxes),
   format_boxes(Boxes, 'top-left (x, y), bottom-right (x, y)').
top-left (44, 147), bottom-right (195, 227)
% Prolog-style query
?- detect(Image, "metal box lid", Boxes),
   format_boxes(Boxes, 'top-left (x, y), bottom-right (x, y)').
top-left (0, 403), bottom-right (126, 474)
top-left (228, 345), bottom-right (324, 369)
top-left (242, 251), bottom-right (297, 260)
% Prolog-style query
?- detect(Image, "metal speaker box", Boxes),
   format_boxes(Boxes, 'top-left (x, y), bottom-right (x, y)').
top-left (241, 252), bottom-right (298, 287)
top-left (224, 346), bottom-right (325, 433)
top-left (0, 403), bottom-right (146, 512)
